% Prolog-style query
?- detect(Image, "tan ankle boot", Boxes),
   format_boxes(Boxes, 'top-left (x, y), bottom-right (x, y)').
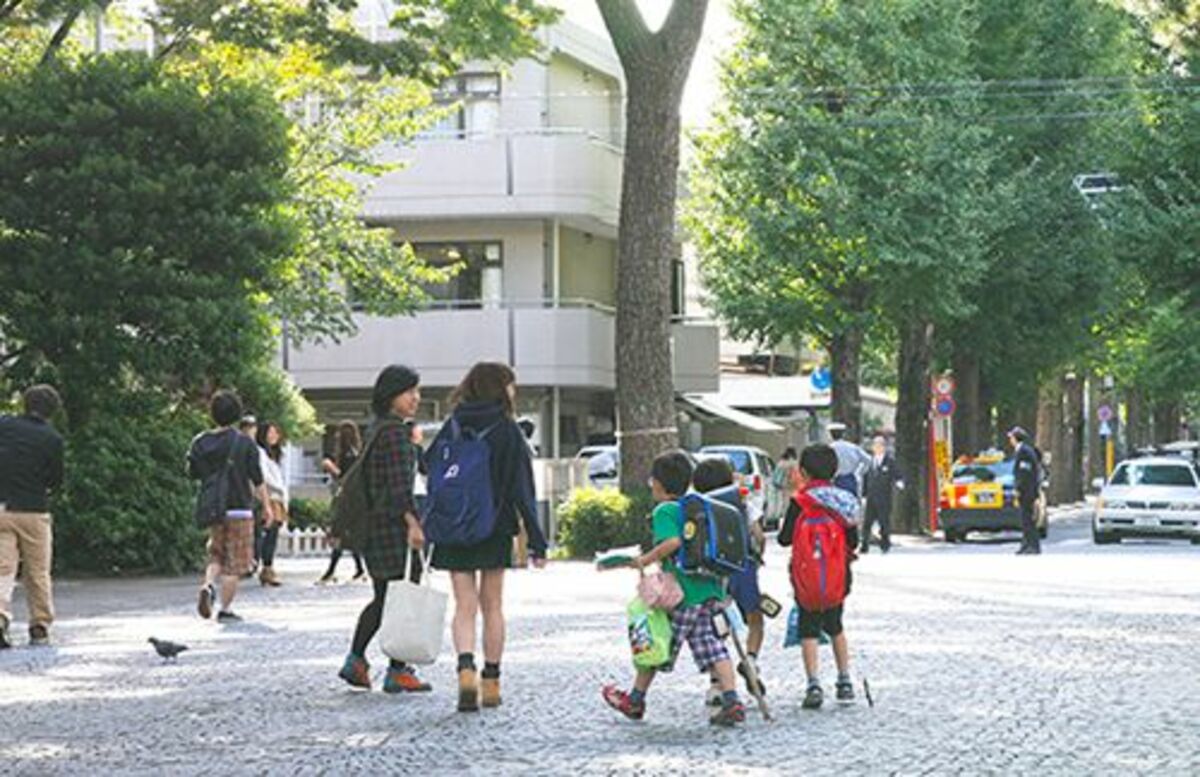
top-left (457, 668), bottom-right (479, 712)
top-left (481, 676), bottom-right (501, 708)
top-left (259, 567), bottom-right (281, 587)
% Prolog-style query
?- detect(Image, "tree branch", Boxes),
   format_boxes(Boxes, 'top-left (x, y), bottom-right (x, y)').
top-left (596, 0), bottom-right (651, 66)
top-left (40, 5), bottom-right (85, 65)
top-left (0, 0), bottom-right (25, 22)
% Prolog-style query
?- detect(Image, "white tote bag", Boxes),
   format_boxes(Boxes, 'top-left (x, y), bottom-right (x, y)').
top-left (379, 547), bottom-right (447, 665)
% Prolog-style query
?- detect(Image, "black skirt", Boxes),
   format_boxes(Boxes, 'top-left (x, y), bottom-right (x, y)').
top-left (432, 530), bottom-right (513, 571)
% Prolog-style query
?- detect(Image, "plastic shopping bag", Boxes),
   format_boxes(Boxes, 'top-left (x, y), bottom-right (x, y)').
top-left (783, 604), bottom-right (802, 648)
top-left (380, 549), bottom-right (447, 665)
top-left (627, 596), bottom-right (672, 670)
top-left (637, 569), bottom-right (684, 610)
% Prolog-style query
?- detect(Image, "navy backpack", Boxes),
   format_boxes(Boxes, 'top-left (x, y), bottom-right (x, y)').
top-left (422, 419), bottom-right (498, 546)
top-left (675, 493), bottom-right (749, 578)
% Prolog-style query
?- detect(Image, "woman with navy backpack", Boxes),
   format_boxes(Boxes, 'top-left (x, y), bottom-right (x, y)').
top-left (426, 362), bottom-right (548, 713)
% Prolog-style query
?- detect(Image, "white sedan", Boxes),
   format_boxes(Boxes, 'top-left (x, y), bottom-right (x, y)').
top-left (1093, 457), bottom-right (1200, 545)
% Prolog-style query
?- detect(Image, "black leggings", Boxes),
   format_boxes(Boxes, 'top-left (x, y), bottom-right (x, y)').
top-left (260, 525), bottom-right (281, 566)
top-left (324, 546), bottom-right (365, 578)
top-left (350, 552), bottom-right (422, 663)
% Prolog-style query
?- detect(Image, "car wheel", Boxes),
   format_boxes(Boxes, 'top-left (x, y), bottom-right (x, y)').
top-left (1191, 537), bottom-right (1200, 546)
top-left (944, 529), bottom-right (960, 543)
top-left (1092, 527), bottom-right (1118, 545)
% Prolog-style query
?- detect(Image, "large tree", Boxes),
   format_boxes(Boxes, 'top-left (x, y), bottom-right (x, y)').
top-left (597, 0), bottom-right (709, 490)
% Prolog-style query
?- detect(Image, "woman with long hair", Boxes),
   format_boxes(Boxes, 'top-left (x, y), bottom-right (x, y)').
top-left (319, 421), bottom-right (366, 583)
top-left (337, 365), bottom-right (432, 694)
top-left (428, 362), bottom-right (547, 712)
top-left (254, 421), bottom-right (288, 587)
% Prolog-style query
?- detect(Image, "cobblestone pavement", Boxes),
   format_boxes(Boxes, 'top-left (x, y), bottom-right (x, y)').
top-left (2, 507), bottom-right (1199, 776)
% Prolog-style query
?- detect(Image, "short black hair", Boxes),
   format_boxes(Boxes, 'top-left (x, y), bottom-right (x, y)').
top-left (23, 384), bottom-right (61, 419)
top-left (210, 390), bottom-right (243, 427)
top-left (651, 450), bottom-right (693, 497)
top-left (782, 446), bottom-right (798, 460)
top-left (799, 443), bottom-right (838, 481)
top-left (692, 457), bottom-right (735, 493)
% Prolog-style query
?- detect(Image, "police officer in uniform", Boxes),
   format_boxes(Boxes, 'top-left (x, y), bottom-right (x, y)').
top-left (1008, 426), bottom-right (1042, 555)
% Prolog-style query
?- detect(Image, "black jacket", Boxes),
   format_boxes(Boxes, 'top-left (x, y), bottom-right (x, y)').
top-left (863, 453), bottom-right (901, 509)
top-left (186, 429), bottom-right (263, 511)
top-left (0, 415), bottom-right (64, 512)
top-left (1013, 442), bottom-right (1041, 500)
top-left (427, 401), bottom-right (547, 556)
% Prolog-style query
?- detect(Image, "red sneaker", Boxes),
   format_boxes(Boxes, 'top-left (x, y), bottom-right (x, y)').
top-left (384, 666), bottom-right (432, 693)
top-left (710, 700), bottom-right (746, 727)
top-left (602, 685), bottom-right (645, 721)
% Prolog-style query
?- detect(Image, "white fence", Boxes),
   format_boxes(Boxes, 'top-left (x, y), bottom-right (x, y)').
top-left (280, 527), bottom-right (333, 558)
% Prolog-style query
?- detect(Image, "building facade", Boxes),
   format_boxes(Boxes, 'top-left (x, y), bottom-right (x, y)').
top-left (286, 20), bottom-right (720, 468)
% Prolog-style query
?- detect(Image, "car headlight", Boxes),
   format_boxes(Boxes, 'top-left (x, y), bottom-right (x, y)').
top-left (1169, 502), bottom-right (1200, 511)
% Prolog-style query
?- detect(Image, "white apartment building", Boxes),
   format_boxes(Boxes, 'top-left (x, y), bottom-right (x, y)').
top-left (287, 19), bottom-right (721, 460)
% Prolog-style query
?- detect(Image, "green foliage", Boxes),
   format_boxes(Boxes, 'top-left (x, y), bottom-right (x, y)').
top-left (288, 497), bottom-right (331, 531)
top-left (53, 399), bottom-right (207, 576)
top-left (555, 487), bottom-right (652, 559)
top-left (0, 54), bottom-right (295, 424)
top-left (686, 0), bottom-right (994, 361)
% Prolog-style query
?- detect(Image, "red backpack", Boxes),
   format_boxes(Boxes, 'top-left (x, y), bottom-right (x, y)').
top-left (789, 491), bottom-right (848, 611)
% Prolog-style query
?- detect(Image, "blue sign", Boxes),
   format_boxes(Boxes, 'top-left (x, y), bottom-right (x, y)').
top-left (811, 368), bottom-right (832, 391)
top-left (935, 397), bottom-right (956, 417)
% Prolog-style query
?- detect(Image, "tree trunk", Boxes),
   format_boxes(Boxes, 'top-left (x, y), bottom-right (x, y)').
top-left (1062, 374), bottom-right (1084, 503)
top-left (829, 326), bottom-right (864, 442)
top-left (598, 0), bottom-right (709, 491)
top-left (894, 320), bottom-right (933, 534)
top-left (1152, 402), bottom-right (1180, 445)
top-left (1036, 379), bottom-right (1063, 505)
top-left (1086, 376), bottom-right (1105, 484)
top-left (977, 373), bottom-right (995, 450)
top-left (1126, 389), bottom-right (1147, 451)
top-left (952, 350), bottom-right (980, 457)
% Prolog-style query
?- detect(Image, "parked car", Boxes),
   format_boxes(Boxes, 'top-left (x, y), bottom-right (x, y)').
top-left (939, 453), bottom-right (1047, 543)
top-left (1092, 457), bottom-right (1200, 545)
top-left (697, 445), bottom-right (775, 518)
top-left (576, 445), bottom-right (619, 489)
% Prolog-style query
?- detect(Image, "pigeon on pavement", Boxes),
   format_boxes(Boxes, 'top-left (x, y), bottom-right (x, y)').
top-left (149, 637), bottom-right (188, 661)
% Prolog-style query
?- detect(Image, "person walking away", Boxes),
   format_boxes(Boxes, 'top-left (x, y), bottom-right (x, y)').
top-left (601, 451), bottom-right (746, 727)
top-left (427, 362), bottom-right (548, 713)
top-left (255, 422), bottom-right (289, 587)
top-left (828, 423), bottom-right (871, 499)
top-left (768, 447), bottom-right (798, 527)
top-left (338, 365), bottom-right (432, 694)
top-left (861, 436), bottom-right (903, 554)
top-left (779, 444), bottom-right (861, 709)
top-left (0, 385), bottom-right (65, 648)
top-left (188, 392), bottom-right (272, 623)
top-left (1008, 427), bottom-right (1043, 555)
top-left (319, 422), bottom-right (366, 583)
top-left (692, 456), bottom-right (767, 701)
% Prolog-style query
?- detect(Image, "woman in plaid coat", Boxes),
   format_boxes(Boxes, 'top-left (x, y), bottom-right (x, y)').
top-left (337, 365), bottom-right (433, 695)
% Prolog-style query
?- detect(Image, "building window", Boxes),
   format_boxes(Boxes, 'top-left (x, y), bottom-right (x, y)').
top-left (426, 73), bottom-right (501, 139)
top-left (413, 241), bottom-right (503, 305)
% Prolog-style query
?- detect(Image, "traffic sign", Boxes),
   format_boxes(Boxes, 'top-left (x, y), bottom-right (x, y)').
top-left (811, 367), bottom-right (832, 391)
top-left (935, 396), bottom-right (956, 417)
top-left (1097, 404), bottom-right (1114, 423)
top-left (934, 375), bottom-right (956, 396)
top-left (1099, 420), bottom-right (1112, 438)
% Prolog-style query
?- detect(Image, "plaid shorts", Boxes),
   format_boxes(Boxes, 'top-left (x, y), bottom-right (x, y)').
top-left (669, 601), bottom-right (729, 673)
top-left (207, 518), bottom-right (255, 577)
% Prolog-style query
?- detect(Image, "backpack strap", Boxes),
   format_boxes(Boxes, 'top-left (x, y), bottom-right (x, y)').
top-left (360, 418), bottom-right (407, 510)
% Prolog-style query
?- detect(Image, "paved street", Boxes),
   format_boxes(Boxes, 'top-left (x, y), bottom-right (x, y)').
top-left (2, 507), bottom-right (1199, 776)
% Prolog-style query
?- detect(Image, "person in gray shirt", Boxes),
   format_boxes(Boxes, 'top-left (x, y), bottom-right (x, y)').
top-left (828, 422), bottom-right (871, 497)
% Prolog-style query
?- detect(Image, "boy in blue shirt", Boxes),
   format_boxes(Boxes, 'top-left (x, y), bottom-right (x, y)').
top-left (601, 450), bottom-right (746, 726)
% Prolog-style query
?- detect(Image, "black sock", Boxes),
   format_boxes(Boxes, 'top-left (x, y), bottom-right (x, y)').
top-left (482, 661), bottom-right (501, 679)
top-left (457, 652), bottom-right (476, 672)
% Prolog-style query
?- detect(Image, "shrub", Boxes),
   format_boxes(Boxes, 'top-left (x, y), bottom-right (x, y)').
top-left (53, 403), bottom-right (208, 576)
top-left (556, 487), bottom-right (653, 559)
top-left (288, 497), bottom-right (331, 531)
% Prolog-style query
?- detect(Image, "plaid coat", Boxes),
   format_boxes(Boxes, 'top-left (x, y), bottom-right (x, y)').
top-left (362, 419), bottom-right (418, 580)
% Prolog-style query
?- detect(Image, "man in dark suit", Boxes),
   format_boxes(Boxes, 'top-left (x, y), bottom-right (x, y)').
top-left (861, 435), bottom-right (903, 554)
top-left (1008, 426), bottom-right (1043, 555)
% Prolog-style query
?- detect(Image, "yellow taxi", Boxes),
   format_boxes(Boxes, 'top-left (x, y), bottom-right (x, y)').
top-left (939, 452), bottom-right (1047, 543)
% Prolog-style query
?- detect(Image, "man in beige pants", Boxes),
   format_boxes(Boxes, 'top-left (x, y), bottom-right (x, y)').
top-left (0, 385), bottom-right (64, 648)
